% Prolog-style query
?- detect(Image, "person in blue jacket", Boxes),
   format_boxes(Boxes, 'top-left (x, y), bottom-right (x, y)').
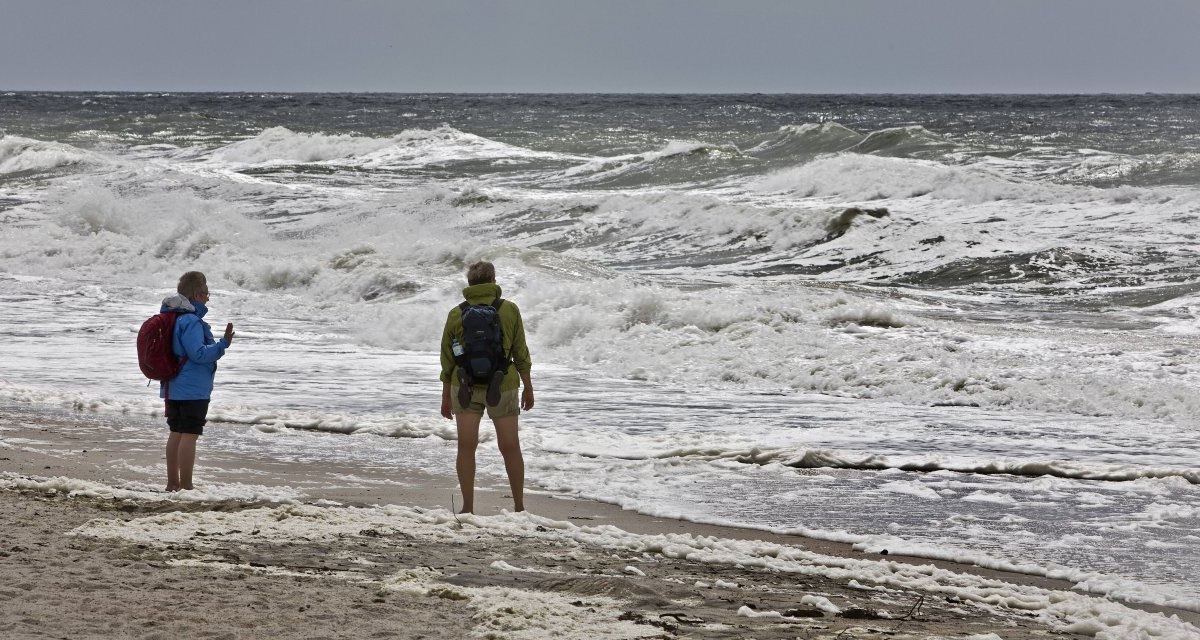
top-left (160, 271), bottom-right (234, 491)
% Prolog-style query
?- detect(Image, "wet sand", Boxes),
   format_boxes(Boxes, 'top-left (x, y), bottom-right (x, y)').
top-left (2, 405), bottom-right (1196, 639)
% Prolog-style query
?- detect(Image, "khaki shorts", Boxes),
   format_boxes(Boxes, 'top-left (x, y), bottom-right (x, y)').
top-left (451, 386), bottom-right (520, 419)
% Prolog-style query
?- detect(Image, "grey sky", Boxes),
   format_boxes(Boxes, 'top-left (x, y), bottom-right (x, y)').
top-left (2, 0), bottom-right (1197, 93)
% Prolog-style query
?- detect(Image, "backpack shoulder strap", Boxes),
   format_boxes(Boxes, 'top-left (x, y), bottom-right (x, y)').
top-left (170, 312), bottom-right (195, 362)
top-left (491, 299), bottom-right (509, 365)
top-left (458, 301), bottom-right (470, 313)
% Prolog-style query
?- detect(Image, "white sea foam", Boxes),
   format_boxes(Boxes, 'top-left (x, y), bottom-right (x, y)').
top-left (1, 473), bottom-right (303, 504)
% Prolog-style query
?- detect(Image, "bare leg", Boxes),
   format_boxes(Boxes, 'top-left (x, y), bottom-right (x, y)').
top-left (165, 432), bottom-right (182, 492)
top-left (176, 433), bottom-right (199, 490)
top-left (455, 412), bottom-right (484, 513)
top-left (492, 416), bottom-right (524, 512)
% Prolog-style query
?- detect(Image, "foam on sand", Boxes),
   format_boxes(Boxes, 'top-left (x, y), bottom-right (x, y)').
top-left (43, 480), bottom-right (1198, 640)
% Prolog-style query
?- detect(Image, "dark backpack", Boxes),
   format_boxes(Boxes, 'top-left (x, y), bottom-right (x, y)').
top-left (137, 312), bottom-right (186, 394)
top-left (454, 298), bottom-right (509, 386)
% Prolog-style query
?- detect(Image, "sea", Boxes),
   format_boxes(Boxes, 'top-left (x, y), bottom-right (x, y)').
top-left (2, 92), bottom-right (1199, 612)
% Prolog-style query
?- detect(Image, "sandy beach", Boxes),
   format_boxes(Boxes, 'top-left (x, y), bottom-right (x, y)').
top-left (3, 405), bottom-right (1198, 639)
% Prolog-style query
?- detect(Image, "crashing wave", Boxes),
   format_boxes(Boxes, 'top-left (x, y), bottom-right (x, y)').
top-left (207, 125), bottom-right (573, 169)
top-left (0, 135), bottom-right (106, 176)
top-left (742, 122), bottom-right (864, 160)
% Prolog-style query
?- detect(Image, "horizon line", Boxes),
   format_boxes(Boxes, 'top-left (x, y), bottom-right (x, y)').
top-left (4, 89), bottom-right (1198, 97)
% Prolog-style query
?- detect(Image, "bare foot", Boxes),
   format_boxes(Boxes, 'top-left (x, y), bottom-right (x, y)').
top-left (180, 485), bottom-right (194, 491)
top-left (165, 485), bottom-right (180, 492)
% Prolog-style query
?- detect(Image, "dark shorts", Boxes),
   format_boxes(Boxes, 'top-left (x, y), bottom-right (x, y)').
top-left (166, 399), bottom-right (210, 435)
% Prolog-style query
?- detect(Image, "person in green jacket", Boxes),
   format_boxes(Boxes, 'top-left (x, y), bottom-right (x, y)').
top-left (439, 260), bottom-right (534, 513)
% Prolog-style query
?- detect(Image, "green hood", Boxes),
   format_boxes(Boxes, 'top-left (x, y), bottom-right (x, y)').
top-left (462, 283), bottom-right (502, 304)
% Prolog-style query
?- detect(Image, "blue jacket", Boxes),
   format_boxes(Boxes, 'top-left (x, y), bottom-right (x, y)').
top-left (159, 295), bottom-right (229, 400)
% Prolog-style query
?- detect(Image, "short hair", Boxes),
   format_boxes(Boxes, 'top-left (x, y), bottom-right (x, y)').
top-left (177, 271), bottom-right (208, 299)
top-left (466, 261), bottom-right (495, 286)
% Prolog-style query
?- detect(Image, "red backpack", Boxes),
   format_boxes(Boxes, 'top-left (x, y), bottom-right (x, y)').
top-left (137, 312), bottom-right (187, 396)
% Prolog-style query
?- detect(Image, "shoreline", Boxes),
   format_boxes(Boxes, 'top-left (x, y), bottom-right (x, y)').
top-left (2, 404), bottom-right (1199, 638)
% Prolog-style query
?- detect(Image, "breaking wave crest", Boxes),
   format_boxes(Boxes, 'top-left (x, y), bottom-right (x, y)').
top-left (207, 125), bottom-right (575, 169)
top-left (0, 135), bottom-right (107, 176)
top-left (742, 122), bottom-right (864, 160)
top-left (849, 125), bottom-right (956, 157)
top-left (551, 140), bottom-right (750, 188)
top-left (704, 447), bottom-right (1200, 485)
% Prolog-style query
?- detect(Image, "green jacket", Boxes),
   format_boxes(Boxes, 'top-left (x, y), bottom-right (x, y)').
top-left (440, 283), bottom-right (531, 391)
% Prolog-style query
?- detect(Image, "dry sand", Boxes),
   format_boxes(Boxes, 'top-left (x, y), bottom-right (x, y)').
top-left (2, 405), bottom-right (1196, 639)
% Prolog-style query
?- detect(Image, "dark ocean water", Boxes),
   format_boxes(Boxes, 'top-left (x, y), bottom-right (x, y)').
top-left (5, 92), bottom-right (1200, 164)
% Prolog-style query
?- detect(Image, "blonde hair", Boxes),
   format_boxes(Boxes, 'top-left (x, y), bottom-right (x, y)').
top-left (466, 261), bottom-right (495, 286)
top-left (177, 271), bottom-right (208, 299)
